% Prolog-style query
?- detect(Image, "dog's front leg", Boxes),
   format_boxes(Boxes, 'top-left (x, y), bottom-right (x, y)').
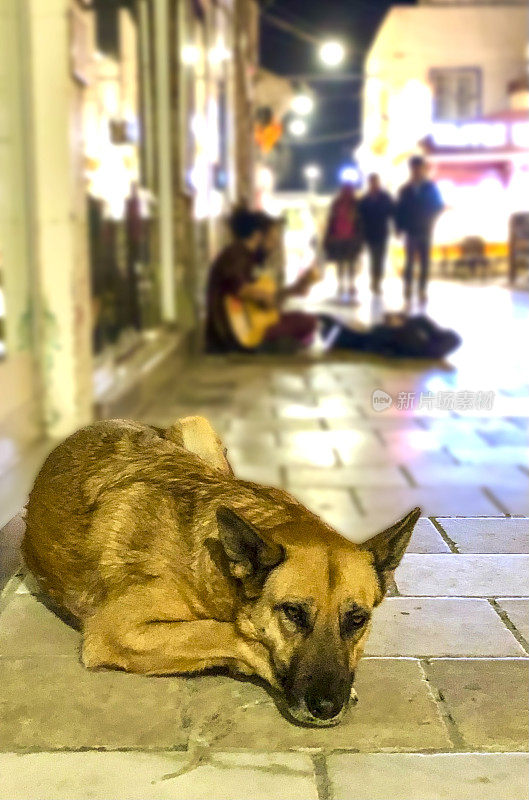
top-left (82, 588), bottom-right (276, 687)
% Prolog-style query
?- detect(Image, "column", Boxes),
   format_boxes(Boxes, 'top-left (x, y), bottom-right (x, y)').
top-left (25, 0), bottom-right (93, 438)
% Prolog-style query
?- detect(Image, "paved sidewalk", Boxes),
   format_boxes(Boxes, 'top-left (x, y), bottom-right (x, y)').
top-left (1, 349), bottom-right (528, 799)
top-left (0, 281), bottom-right (528, 798)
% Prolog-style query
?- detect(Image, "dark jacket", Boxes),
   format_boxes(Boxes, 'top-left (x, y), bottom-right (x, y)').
top-left (205, 241), bottom-right (256, 352)
top-left (396, 180), bottom-right (444, 236)
top-left (359, 190), bottom-right (394, 244)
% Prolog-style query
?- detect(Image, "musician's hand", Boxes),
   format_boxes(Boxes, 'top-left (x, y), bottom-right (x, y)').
top-left (239, 286), bottom-right (276, 307)
top-left (297, 282), bottom-right (312, 297)
top-left (296, 267), bottom-right (319, 294)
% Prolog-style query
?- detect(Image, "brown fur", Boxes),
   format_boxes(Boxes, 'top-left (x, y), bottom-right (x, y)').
top-left (23, 417), bottom-right (420, 726)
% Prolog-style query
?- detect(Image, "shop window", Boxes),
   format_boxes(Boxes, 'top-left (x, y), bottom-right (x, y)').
top-left (94, 0), bottom-right (136, 58)
top-left (430, 67), bottom-right (481, 122)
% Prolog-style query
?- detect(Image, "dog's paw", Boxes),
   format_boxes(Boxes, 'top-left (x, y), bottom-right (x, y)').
top-left (228, 660), bottom-right (255, 679)
top-left (81, 636), bottom-right (120, 670)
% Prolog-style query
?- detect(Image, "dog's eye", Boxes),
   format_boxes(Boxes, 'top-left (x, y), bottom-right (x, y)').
top-left (279, 603), bottom-right (310, 631)
top-left (341, 609), bottom-right (369, 637)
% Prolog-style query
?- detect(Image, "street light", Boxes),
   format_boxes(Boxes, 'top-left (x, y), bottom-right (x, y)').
top-left (339, 164), bottom-right (361, 186)
top-left (181, 45), bottom-right (200, 66)
top-left (291, 93), bottom-right (314, 116)
top-left (304, 164), bottom-right (321, 182)
top-left (288, 118), bottom-right (308, 137)
top-left (319, 40), bottom-right (345, 68)
top-left (303, 164), bottom-right (321, 194)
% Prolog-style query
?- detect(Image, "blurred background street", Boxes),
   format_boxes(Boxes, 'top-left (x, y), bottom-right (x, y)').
top-left (0, 0), bottom-right (528, 798)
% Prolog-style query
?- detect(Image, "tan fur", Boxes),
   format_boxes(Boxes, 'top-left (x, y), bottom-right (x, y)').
top-left (23, 417), bottom-right (420, 726)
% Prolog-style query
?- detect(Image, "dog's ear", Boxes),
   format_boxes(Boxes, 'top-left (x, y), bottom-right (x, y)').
top-left (360, 507), bottom-right (421, 598)
top-left (216, 506), bottom-right (284, 594)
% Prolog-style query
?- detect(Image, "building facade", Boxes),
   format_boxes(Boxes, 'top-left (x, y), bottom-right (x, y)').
top-left (0, 0), bottom-right (258, 465)
top-left (359, 0), bottom-right (529, 255)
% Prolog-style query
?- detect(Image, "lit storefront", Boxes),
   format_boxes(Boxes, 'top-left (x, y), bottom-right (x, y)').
top-left (86, 0), bottom-right (242, 363)
top-left (421, 113), bottom-right (529, 262)
top-left (82, 7), bottom-right (161, 361)
top-left (0, 0), bottom-right (257, 448)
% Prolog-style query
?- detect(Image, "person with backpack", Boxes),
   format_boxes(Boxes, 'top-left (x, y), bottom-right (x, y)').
top-left (324, 181), bottom-right (363, 302)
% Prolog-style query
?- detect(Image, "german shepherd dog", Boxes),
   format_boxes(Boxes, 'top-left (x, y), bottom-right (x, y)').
top-left (23, 418), bottom-right (420, 727)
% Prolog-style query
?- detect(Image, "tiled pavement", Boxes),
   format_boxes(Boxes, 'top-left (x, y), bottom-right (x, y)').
top-left (0, 281), bottom-right (529, 798)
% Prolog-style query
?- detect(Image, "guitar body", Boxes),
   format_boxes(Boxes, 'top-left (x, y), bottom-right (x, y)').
top-left (224, 274), bottom-right (280, 350)
top-left (224, 265), bottom-right (322, 350)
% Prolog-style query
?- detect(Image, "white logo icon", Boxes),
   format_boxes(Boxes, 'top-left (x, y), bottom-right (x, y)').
top-left (371, 389), bottom-right (393, 412)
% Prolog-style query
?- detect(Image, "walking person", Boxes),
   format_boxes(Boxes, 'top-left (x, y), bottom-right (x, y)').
top-left (396, 156), bottom-right (444, 304)
top-left (324, 182), bottom-right (363, 302)
top-left (359, 173), bottom-right (394, 295)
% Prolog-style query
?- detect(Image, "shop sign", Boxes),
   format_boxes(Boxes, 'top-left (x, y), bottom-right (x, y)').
top-left (431, 121), bottom-right (529, 150)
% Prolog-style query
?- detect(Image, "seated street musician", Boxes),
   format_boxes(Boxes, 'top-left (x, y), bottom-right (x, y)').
top-left (205, 210), bottom-right (319, 353)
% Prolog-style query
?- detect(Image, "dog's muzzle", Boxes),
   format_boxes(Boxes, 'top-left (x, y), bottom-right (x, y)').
top-left (285, 681), bottom-right (358, 728)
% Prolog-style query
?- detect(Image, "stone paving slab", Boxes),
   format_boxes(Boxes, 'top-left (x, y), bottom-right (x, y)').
top-left (366, 598), bottom-right (527, 657)
top-left (486, 487), bottom-right (529, 516)
top-left (381, 428), bottom-right (488, 454)
top-left (448, 446), bottom-right (528, 467)
top-left (230, 417), bottom-right (323, 433)
top-left (406, 464), bottom-right (527, 488)
top-left (183, 659), bottom-right (450, 753)
top-left (0, 657), bottom-right (192, 751)
top-left (286, 464), bottom-right (408, 489)
top-left (0, 752), bottom-right (318, 800)
top-left (437, 517), bottom-right (529, 554)
top-left (307, 396), bottom-right (361, 419)
top-left (355, 486), bottom-right (501, 518)
top-left (0, 516), bottom-right (24, 592)
top-left (269, 400), bottom-right (326, 420)
top-left (223, 430), bottom-right (278, 448)
top-left (0, 594), bottom-right (79, 658)
top-left (286, 487), bottom-right (364, 537)
top-left (228, 443), bottom-right (337, 468)
top-left (329, 516), bottom-right (452, 553)
top-left (480, 428), bottom-right (528, 447)
top-left (425, 659), bottom-right (529, 751)
top-left (331, 515), bottom-right (455, 551)
top-left (395, 554), bottom-right (529, 597)
top-left (357, 417), bottom-right (428, 433)
top-left (497, 599), bottom-right (529, 641)
top-left (228, 461), bottom-right (282, 486)
top-left (333, 437), bottom-right (401, 467)
top-left (327, 752), bottom-right (529, 800)
top-left (407, 519), bottom-right (451, 553)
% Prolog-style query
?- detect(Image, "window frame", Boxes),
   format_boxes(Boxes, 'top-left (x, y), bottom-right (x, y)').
top-left (429, 66), bottom-right (483, 122)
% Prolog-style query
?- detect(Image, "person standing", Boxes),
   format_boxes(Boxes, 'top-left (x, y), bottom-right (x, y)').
top-left (396, 156), bottom-right (444, 304)
top-left (359, 173), bottom-right (394, 295)
top-left (324, 182), bottom-right (363, 302)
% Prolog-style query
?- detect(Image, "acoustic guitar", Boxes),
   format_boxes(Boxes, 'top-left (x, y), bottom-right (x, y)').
top-left (224, 263), bottom-right (322, 350)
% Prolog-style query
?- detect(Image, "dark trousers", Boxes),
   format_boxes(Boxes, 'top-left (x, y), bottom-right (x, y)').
top-left (318, 313), bottom-right (461, 359)
top-left (366, 240), bottom-right (387, 290)
top-left (404, 234), bottom-right (431, 294)
top-left (264, 312), bottom-right (317, 347)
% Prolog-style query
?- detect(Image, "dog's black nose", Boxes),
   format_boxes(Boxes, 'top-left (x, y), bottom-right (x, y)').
top-left (305, 689), bottom-right (343, 720)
